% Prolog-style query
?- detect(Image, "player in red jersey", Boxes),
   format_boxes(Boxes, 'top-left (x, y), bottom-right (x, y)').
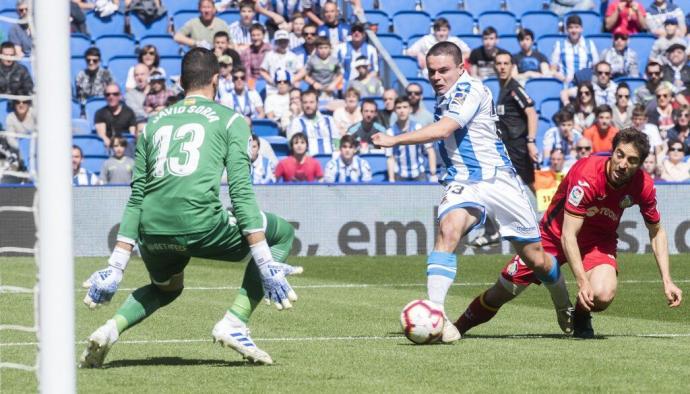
top-left (453, 128), bottom-right (683, 338)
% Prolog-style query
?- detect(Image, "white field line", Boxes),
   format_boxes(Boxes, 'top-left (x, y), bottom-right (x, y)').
top-left (3, 333), bottom-right (690, 348)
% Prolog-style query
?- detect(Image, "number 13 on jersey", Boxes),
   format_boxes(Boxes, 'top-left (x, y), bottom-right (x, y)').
top-left (153, 123), bottom-right (206, 177)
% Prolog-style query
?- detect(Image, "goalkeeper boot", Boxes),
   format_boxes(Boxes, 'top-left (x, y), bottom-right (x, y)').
top-left (573, 310), bottom-right (594, 339)
top-left (441, 317), bottom-right (461, 343)
top-left (212, 313), bottom-right (273, 365)
top-left (556, 304), bottom-right (575, 335)
top-left (79, 319), bottom-right (119, 368)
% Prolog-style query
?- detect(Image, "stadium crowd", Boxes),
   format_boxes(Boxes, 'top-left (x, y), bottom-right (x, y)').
top-left (1, 0), bottom-right (690, 186)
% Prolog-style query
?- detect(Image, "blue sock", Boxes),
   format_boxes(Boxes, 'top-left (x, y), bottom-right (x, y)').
top-left (426, 251), bottom-right (457, 307)
top-left (535, 255), bottom-right (560, 284)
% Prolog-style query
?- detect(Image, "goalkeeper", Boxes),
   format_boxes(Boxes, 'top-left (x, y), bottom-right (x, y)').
top-left (80, 48), bottom-right (300, 368)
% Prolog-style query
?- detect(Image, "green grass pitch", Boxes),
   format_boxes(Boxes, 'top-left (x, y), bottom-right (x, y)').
top-left (1, 254), bottom-right (689, 393)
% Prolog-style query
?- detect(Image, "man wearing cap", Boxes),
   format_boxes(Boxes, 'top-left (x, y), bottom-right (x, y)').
top-left (646, 0), bottom-right (686, 38)
top-left (260, 30), bottom-right (303, 96)
top-left (605, 0), bottom-right (648, 36)
top-left (336, 23), bottom-right (378, 82)
top-left (662, 42), bottom-right (690, 89)
top-left (651, 18), bottom-right (689, 65)
top-left (550, 15), bottom-right (599, 84)
top-left (601, 33), bottom-right (639, 79)
top-left (348, 56), bottom-right (384, 98)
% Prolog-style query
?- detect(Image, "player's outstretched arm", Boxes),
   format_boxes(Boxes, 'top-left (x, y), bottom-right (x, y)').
top-left (646, 222), bottom-right (683, 307)
top-left (371, 117), bottom-right (458, 148)
top-left (562, 213), bottom-right (595, 311)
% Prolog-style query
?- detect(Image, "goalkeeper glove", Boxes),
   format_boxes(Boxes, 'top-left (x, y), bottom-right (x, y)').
top-left (251, 241), bottom-right (298, 311)
top-left (82, 246), bottom-right (130, 309)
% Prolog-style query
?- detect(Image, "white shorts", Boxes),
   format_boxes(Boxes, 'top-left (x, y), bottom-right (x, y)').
top-left (437, 168), bottom-right (541, 243)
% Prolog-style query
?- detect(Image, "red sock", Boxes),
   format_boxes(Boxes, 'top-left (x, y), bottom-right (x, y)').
top-left (454, 292), bottom-right (500, 335)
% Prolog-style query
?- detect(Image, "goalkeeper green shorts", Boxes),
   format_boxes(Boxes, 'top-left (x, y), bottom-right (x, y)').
top-left (138, 211), bottom-right (292, 283)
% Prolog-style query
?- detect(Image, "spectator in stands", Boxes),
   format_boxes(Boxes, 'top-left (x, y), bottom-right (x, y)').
top-left (650, 18), bottom-right (687, 65)
top-left (173, 0), bottom-right (228, 49)
top-left (601, 33), bottom-right (639, 79)
top-left (324, 134), bottom-right (372, 183)
top-left (72, 145), bottom-right (101, 186)
top-left (661, 43), bottom-right (690, 90)
top-left (228, 1), bottom-right (258, 52)
top-left (550, 15), bottom-right (599, 84)
top-left (542, 109), bottom-right (582, 165)
top-left (333, 87), bottom-right (362, 136)
top-left (265, 69), bottom-right (292, 133)
top-left (469, 27), bottom-right (502, 80)
top-left (288, 89), bottom-right (337, 155)
top-left (125, 0), bottom-right (166, 25)
top-left (605, 0), bottom-right (648, 35)
top-left (668, 105), bottom-right (690, 153)
top-left (647, 81), bottom-right (676, 134)
top-left (316, 1), bottom-right (349, 48)
top-left (564, 136), bottom-right (593, 170)
top-left (512, 28), bottom-right (550, 81)
top-left (643, 153), bottom-right (658, 178)
top-left (646, 0), bottom-right (686, 37)
top-left (571, 81), bottom-right (597, 131)
top-left (125, 44), bottom-right (166, 91)
top-left (659, 139), bottom-right (690, 181)
top-left (0, 135), bottom-right (22, 183)
top-left (406, 82), bottom-right (433, 126)
top-left (336, 22), bottom-right (378, 83)
top-left (99, 135), bottom-right (134, 184)
top-left (583, 104), bottom-right (619, 153)
top-left (534, 149), bottom-right (566, 212)
top-left (249, 134), bottom-right (277, 184)
top-left (302, 0), bottom-right (330, 26)
top-left (631, 104), bottom-right (664, 156)
top-left (5, 98), bottom-right (34, 140)
top-left (612, 82), bottom-right (634, 129)
top-left (377, 88), bottom-right (397, 129)
top-left (405, 17), bottom-right (471, 75)
top-left (73, 0), bottom-right (119, 18)
top-left (219, 67), bottom-right (264, 121)
top-left (0, 41), bottom-right (31, 96)
top-left (144, 72), bottom-right (172, 116)
top-left (240, 23), bottom-right (272, 80)
top-left (124, 63), bottom-right (148, 134)
top-left (293, 23), bottom-right (318, 65)
top-left (288, 86), bottom-right (302, 119)
top-left (298, 37), bottom-right (342, 105)
top-left (260, 30), bottom-right (303, 96)
top-left (213, 31), bottom-right (241, 67)
top-left (289, 12), bottom-right (306, 50)
top-left (215, 53), bottom-right (233, 103)
top-left (385, 96), bottom-right (436, 183)
top-left (74, 47), bottom-right (112, 100)
top-left (70, 1), bottom-right (89, 35)
top-left (275, 132), bottom-right (323, 182)
top-left (94, 83), bottom-right (136, 148)
top-left (349, 56), bottom-right (383, 98)
top-left (8, 0), bottom-right (31, 58)
top-left (550, 0), bottom-right (595, 16)
top-left (347, 98), bottom-right (387, 153)
top-left (563, 61), bottom-right (617, 106)
top-left (254, 0), bottom-right (296, 35)
top-left (635, 61), bottom-right (664, 107)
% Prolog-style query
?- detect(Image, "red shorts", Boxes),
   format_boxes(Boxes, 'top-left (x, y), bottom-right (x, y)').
top-left (500, 237), bottom-right (618, 287)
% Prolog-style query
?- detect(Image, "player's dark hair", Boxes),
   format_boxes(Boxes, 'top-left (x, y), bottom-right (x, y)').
top-left (553, 109), bottom-right (574, 125)
top-left (594, 104), bottom-right (612, 117)
top-left (517, 28), bottom-right (534, 41)
top-left (482, 26), bottom-right (497, 37)
top-left (395, 96), bottom-right (410, 106)
top-left (181, 47), bottom-right (219, 91)
top-left (433, 17), bottom-right (450, 31)
top-left (340, 134), bottom-right (355, 147)
top-left (612, 128), bottom-right (650, 162)
top-left (290, 132), bottom-right (308, 153)
top-left (427, 41), bottom-right (463, 66)
top-left (361, 98), bottom-right (377, 110)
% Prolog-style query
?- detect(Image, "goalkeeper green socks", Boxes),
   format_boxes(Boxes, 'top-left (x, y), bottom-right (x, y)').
top-left (113, 284), bottom-right (182, 333)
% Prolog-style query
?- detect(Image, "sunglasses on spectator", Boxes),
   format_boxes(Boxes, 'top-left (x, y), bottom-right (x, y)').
top-left (669, 147), bottom-right (684, 152)
top-left (16, 100), bottom-right (30, 105)
top-left (597, 70), bottom-right (611, 75)
top-left (105, 92), bottom-right (120, 97)
top-left (657, 93), bottom-right (670, 98)
top-left (680, 113), bottom-right (690, 118)
top-left (617, 94), bottom-right (629, 98)
top-left (576, 146), bottom-right (592, 151)
top-left (232, 75), bottom-right (245, 81)
top-left (406, 90), bottom-right (421, 96)
top-left (648, 71), bottom-right (662, 76)
top-left (304, 32), bottom-right (316, 36)
top-left (277, 80), bottom-right (289, 84)
top-left (579, 90), bottom-right (591, 96)
top-left (86, 58), bottom-right (100, 64)
top-left (143, 51), bottom-right (156, 55)
top-left (18, 7), bottom-right (28, 12)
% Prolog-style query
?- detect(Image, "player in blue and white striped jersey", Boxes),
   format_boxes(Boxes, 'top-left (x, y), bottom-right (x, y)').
top-left (324, 135), bottom-right (372, 183)
top-left (385, 96), bottom-right (436, 182)
top-left (372, 42), bottom-right (571, 343)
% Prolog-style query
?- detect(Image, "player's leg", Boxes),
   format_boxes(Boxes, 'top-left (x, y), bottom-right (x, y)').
top-left (573, 252), bottom-right (618, 339)
top-left (469, 216), bottom-right (501, 247)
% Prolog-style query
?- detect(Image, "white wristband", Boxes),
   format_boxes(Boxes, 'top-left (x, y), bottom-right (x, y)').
top-left (108, 247), bottom-right (131, 271)
top-left (250, 240), bottom-right (273, 269)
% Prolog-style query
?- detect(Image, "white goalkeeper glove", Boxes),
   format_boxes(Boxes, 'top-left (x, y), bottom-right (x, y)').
top-left (82, 247), bottom-right (130, 309)
top-left (251, 241), bottom-right (299, 311)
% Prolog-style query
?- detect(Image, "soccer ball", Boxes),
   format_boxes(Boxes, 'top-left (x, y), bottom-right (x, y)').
top-left (400, 299), bottom-right (444, 344)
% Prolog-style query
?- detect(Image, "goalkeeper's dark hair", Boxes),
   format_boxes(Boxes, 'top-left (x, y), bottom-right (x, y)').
top-left (612, 128), bottom-right (650, 162)
top-left (427, 41), bottom-right (463, 66)
top-left (181, 47), bottom-right (219, 91)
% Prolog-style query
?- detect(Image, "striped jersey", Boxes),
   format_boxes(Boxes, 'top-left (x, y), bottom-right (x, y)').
top-left (251, 154), bottom-right (277, 184)
top-left (287, 113), bottom-right (338, 155)
top-left (73, 167), bottom-right (101, 186)
top-left (550, 37), bottom-right (599, 82)
top-left (324, 155), bottom-right (372, 183)
top-left (385, 119), bottom-right (430, 179)
top-left (434, 71), bottom-right (513, 182)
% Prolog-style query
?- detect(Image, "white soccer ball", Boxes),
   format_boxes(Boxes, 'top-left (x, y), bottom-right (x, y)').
top-left (400, 299), bottom-right (444, 344)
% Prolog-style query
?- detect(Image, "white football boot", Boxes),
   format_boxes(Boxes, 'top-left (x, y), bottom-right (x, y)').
top-left (79, 319), bottom-right (119, 368)
top-left (212, 313), bottom-right (273, 365)
top-left (441, 317), bottom-right (461, 343)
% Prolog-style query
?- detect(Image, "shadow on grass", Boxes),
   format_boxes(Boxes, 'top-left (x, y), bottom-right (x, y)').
top-left (104, 357), bottom-right (250, 368)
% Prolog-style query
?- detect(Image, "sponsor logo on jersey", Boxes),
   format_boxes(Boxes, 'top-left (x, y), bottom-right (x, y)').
top-left (515, 224), bottom-right (537, 234)
top-left (619, 194), bottom-right (633, 208)
top-left (585, 206), bottom-right (619, 221)
top-left (568, 185), bottom-right (585, 206)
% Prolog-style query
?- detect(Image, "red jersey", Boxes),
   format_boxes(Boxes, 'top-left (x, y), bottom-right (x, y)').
top-left (275, 156), bottom-right (323, 182)
top-left (540, 155), bottom-right (660, 249)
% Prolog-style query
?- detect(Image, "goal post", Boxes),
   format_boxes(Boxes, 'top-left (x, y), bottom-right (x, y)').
top-left (34, 0), bottom-right (75, 392)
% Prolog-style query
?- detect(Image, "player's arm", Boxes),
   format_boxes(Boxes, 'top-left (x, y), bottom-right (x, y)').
top-left (561, 212), bottom-right (595, 310)
top-left (646, 221), bottom-right (683, 307)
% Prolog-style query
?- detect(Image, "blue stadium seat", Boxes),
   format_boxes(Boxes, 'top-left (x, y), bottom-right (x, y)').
top-left (106, 56), bottom-right (137, 85)
top-left (0, 99), bottom-right (8, 123)
top-left (360, 0), bottom-right (379, 10)
top-left (164, 0), bottom-right (189, 16)
top-left (379, 0), bottom-right (422, 16)
top-left (82, 155), bottom-right (108, 175)
top-left (0, 8), bottom-right (16, 35)
top-left (504, 0), bottom-right (544, 18)
top-left (314, 153), bottom-right (332, 172)
top-left (86, 11), bottom-right (126, 38)
top-left (71, 99), bottom-right (84, 119)
top-left (85, 98), bottom-right (106, 129)
top-left (536, 34), bottom-right (565, 55)
top-left (252, 119), bottom-right (280, 137)
top-left (498, 35), bottom-right (520, 54)
top-left (392, 11), bottom-right (432, 41)
top-left (435, 11), bottom-right (475, 35)
top-left (377, 34), bottom-right (404, 55)
top-left (139, 35), bottom-right (181, 57)
top-left (539, 98), bottom-right (561, 121)
top-left (71, 56), bottom-right (86, 83)
top-left (364, 10), bottom-right (390, 30)
top-left (586, 33), bottom-right (613, 54)
top-left (72, 118), bottom-right (91, 135)
top-left (159, 55), bottom-right (182, 78)
top-left (218, 10), bottom-right (240, 25)
top-left (519, 11), bottom-right (559, 38)
top-left (477, 11), bottom-right (517, 35)
top-left (74, 135), bottom-right (107, 156)
top-left (71, 34), bottom-right (93, 57)
top-left (173, 10), bottom-right (199, 31)
top-left (391, 55), bottom-right (420, 79)
top-left (264, 136), bottom-right (289, 157)
top-left (525, 78), bottom-right (563, 109)
top-left (563, 11), bottom-right (602, 34)
top-left (423, 97), bottom-right (436, 111)
top-left (18, 136), bottom-right (30, 168)
top-left (129, 13), bottom-right (170, 38)
top-left (96, 35), bottom-right (137, 61)
top-left (457, 35), bottom-right (481, 50)
top-left (422, 1), bottom-right (463, 18)
top-left (614, 77), bottom-right (645, 94)
top-left (536, 116), bottom-right (552, 154)
top-left (370, 171), bottom-right (387, 182)
top-left (360, 153), bottom-right (387, 175)
top-left (483, 77), bottom-right (500, 101)
top-left (628, 34), bottom-right (656, 70)
top-left (463, 0), bottom-right (506, 17)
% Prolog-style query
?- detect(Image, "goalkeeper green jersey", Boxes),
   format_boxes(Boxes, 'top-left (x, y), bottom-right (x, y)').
top-left (117, 95), bottom-right (263, 241)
